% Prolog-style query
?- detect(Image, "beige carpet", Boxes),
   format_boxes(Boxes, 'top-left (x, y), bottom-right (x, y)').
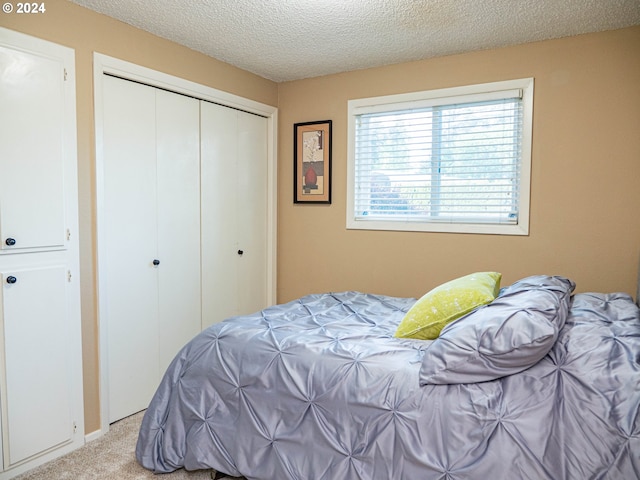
top-left (13, 411), bottom-right (241, 480)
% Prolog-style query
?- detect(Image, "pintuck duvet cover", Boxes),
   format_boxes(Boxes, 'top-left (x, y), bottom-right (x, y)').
top-left (136, 275), bottom-right (640, 479)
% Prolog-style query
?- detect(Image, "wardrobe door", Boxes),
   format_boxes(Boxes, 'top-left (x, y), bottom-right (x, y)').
top-left (201, 102), bottom-right (240, 327)
top-left (103, 76), bottom-right (160, 422)
top-left (201, 103), bottom-right (269, 327)
top-left (236, 111), bottom-right (269, 315)
top-left (102, 76), bottom-right (202, 422)
top-left (155, 90), bottom-right (201, 374)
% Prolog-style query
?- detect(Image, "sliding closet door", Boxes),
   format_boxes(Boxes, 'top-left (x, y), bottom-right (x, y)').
top-left (102, 76), bottom-right (200, 422)
top-left (201, 102), bottom-right (269, 327)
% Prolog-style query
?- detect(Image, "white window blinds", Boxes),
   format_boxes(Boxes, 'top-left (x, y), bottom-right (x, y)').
top-left (347, 79), bottom-right (533, 235)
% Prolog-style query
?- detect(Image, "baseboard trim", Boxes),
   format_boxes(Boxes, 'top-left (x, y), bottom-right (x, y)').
top-left (84, 429), bottom-right (103, 443)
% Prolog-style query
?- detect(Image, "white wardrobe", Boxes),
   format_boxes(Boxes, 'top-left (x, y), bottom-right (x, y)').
top-left (99, 70), bottom-right (274, 424)
top-left (0, 28), bottom-right (85, 478)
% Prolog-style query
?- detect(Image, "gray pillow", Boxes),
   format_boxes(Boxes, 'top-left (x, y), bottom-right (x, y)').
top-left (419, 275), bottom-right (575, 385)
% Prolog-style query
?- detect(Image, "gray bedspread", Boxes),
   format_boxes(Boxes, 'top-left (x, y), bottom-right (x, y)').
top-left (136, 276), bottom-right (640, 479)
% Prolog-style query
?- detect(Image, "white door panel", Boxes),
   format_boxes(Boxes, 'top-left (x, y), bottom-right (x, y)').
top-left (201, 104), bottom-right (269, 326)
top-left (201, 102), bottom-right (239, 327)
top-left (237, 112), bottom-right (269, 315)
top-left (103, 76), bottom-right (160, 422)
top-left (0, 267), bottom-right (72, 466)
top-left (102, 77), bottom-right (203, 422)
top-left (156, 90), bottom-right (201, 373)
top-left (0, 46), bottom-right (65, 251)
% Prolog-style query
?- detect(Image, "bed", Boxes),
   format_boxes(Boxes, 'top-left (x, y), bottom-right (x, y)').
top-left (136, 273), bottom-right (640, 479)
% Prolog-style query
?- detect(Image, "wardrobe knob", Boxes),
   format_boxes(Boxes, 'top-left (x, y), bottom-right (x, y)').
top-left (6, 276), bottom-right (17, 284)
top-left (5, 238), bottom-right (16, 246)
top-left (152, 259), bottom-right (160, 266)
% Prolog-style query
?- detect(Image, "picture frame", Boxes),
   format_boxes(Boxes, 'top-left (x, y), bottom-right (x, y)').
top-left (294, 120), bottom-right (332, 204)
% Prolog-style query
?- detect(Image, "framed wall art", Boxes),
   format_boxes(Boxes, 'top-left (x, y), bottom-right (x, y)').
top-left (294, 120), bottom-right (332, 204)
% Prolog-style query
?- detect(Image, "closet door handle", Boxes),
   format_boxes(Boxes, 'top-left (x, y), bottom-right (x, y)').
top-left (152, 259), bottom-right (160, 266)
top-left (5, 238), bottom-right (16, 246)
top-left (6, 276), bottom-right (17, 284)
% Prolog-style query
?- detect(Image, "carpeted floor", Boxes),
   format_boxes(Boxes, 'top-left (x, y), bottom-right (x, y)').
top-left (12, 411), bottom-right (242, 480)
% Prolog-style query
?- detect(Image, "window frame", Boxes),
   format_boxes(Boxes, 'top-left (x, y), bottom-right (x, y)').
top-left (346, 78), bottom-right (534, 235)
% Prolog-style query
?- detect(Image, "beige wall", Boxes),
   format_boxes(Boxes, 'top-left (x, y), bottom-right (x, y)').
top-left (277, 27), bottom-right (640, 302)
top-left (1, 0), bottom-right (278, 434)
top-left (2, 1), bottom-right (639, 438)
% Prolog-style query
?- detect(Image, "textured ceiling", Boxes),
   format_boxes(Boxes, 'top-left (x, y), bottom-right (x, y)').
top-left (70, 0), bottom-right (640, 82)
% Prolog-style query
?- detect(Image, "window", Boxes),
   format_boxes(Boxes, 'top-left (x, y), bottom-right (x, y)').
top-left (347, 78), bottom-right (533, 235)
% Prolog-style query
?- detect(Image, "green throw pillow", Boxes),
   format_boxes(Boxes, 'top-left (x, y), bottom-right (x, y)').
top-left (394, 272), bottom-right (502, 340)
